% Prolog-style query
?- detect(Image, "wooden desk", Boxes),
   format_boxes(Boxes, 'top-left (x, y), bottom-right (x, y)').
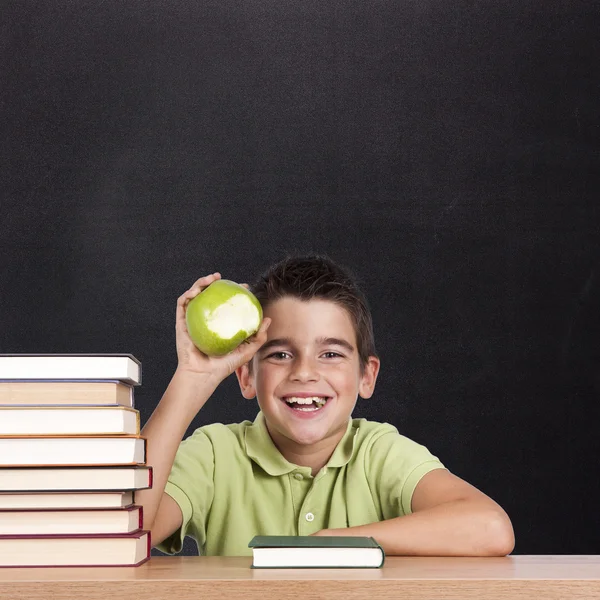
top-left (1, 555), bottom-right (599, 600)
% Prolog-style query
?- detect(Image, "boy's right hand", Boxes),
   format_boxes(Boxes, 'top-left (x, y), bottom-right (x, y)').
top-left (175, 272), bottom-right (271, 384)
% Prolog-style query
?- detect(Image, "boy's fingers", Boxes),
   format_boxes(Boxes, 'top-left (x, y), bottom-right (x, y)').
top-left (175, 302), bottom-right (188, 333)
top-left (230, 318), bottom-right (271, 361)
top-left (255, 317), bottom-right (271, 337)
top-left (176, 291), bottom-right (192, 308)
top-left (175, 273), bottom-right (220, 334)
top-left (186, 273), bottom-right (221, 298)
top-left (243, 318), bottom-right (271, 348)
top-left (178, 289), bottom-right (200, 306)
top-left (214, 318), bottom-right (271, 375)
top-left (191, 272), bottom-right (221, 289)
top-left (177, 272), bottom-right (221, 310)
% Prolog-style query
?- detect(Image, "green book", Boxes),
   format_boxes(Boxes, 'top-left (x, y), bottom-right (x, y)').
top-left (248, 535), bottom-right (385, 569)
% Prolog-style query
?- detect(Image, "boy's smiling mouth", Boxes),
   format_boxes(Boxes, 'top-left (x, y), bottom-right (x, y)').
top-left (280, 394), bottom-right (331, 413)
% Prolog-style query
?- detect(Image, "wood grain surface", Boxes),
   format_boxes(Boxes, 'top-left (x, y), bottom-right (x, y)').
top-left (1, 555), bottom-right (600, 600)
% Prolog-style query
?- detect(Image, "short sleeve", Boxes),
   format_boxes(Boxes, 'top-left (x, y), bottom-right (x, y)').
top-left (154, 428), bottom-right (215, 555)
top-left (366, 429), bottom-right (445, 519)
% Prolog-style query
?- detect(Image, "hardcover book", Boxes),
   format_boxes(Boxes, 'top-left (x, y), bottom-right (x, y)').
top-left (0, 406), bottom-right (140, 436)
top-left (0, 354), bottom-right (141, 385)
top-left (248, 536), bottom-right (385, 569)
top-left (0, 435), bottom-right (146, 466)
top-left (0, 465), bottom-right (152, 491)
top-left (0, 505), bottom-right (142, 535)
top-left (0, 530), bottom-right (150, 567)
top-left (0, 380), bottom-right (134, 407)
top-left (0, 491), bottom-right (135, 509)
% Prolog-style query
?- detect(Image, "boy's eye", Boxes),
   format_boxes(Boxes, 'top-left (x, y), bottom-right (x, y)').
top-left (266, 351), bottom-right (291, 360)
top-left (264, 351), bottom-right (342, 360)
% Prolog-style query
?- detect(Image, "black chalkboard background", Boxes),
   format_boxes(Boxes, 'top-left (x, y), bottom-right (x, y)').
top-left (2, 0), bottom-right (599, 555)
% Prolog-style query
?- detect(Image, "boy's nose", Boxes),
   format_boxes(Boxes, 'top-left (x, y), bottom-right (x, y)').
top-left (289, 356), bottom-right (319, 382)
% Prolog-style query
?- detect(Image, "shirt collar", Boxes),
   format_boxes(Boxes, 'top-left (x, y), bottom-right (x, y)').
top-left (244, 411), bottom-right (357, 475)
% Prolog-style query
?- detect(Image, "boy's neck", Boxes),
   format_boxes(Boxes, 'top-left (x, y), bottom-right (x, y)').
top-left (265, 423), bottom-right (347, 476)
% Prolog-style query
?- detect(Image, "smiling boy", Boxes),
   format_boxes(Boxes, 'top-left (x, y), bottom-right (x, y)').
top-left (137, 255), bottom-right (514, 557)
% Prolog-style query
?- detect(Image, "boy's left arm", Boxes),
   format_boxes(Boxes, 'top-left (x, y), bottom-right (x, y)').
top-left (313, 469), bottom-right (515, 556)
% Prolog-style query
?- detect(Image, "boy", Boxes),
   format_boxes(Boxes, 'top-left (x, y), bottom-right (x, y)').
top-left (137, 255), bottom-right (514, 557)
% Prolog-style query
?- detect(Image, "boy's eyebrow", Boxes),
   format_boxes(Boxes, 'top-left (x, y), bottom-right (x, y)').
top-left (315, 336), bottom-right (355, 353)
top-left (258, 338), bottom-right (294, 353)
top-left (259, 337), bottom-right (355, 354)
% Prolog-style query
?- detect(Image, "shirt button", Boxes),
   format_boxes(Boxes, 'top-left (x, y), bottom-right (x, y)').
top-left (294, 473), bottom-right (303, 480)
top-left (305, 512), bottom-right (315, 522)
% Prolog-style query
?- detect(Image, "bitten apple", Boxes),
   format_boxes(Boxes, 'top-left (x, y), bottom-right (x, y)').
top-left (185, 279), bottom-right (263, 356)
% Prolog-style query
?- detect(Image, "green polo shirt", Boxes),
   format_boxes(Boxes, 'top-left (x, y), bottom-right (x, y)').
top-left (156, 411), bottom-right (445, 556)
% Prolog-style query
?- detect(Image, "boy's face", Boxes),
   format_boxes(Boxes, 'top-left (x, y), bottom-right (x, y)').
top-left (236, 297), bottom-right (380, 452)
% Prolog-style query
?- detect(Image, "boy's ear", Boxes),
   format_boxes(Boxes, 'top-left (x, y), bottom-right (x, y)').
top-left (358, 356), bottom-right (380, 399)
top-left (235, 361), bottom-right (257, 399)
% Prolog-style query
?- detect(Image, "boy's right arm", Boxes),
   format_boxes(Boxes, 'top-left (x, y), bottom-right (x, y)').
top-left (134, 272), bottom-right (271, 547)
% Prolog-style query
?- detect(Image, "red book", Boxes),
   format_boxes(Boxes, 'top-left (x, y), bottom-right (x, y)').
top-left (0, 465), bottom-right (152, 492)
top-left (0, 505), bottom-right (142, 536)
top-left (0, 530), bottom-right (150, 567)
top-left (0, 490), bottom-right (135, 509)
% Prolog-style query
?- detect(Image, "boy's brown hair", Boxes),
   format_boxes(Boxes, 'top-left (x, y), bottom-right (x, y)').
top-left (250, 254), bottom-right (378, 374)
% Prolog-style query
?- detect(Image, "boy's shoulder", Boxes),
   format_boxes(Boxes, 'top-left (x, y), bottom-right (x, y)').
top-left (351, 416), bottom-right (397, 433)
top-left (350, 416), bottom-right (399, 444)
top-left (188, 419), bottom-right (252, 444)
top-left (350, 417), bottom-right (437, 460)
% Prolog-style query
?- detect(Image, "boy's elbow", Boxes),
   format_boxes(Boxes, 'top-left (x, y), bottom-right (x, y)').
top-left (481, 510), bottom-right (515, 556)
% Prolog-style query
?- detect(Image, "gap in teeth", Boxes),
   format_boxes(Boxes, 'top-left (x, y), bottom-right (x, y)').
top-left (284, 396), bottom-right (328, 405)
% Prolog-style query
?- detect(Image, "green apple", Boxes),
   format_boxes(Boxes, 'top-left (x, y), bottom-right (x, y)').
top-left (185, 279), bottom-right (263, 356)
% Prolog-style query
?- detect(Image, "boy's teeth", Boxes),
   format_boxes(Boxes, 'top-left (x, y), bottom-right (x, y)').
top-left (284, 396), bottom-right (327, 405)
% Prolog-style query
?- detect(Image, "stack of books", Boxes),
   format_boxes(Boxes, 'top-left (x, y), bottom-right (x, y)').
top-left (0, 354), bottom-right (152, 567)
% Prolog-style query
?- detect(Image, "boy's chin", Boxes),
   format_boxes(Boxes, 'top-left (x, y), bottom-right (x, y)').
top-left (286, 429), bottom-right (329, 447)
top-left (280, 420), bottom-right (340, 447)
top-left (264, 415), bottom-right (328, 446)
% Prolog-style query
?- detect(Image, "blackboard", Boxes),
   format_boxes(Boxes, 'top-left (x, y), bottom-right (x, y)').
top-left (2, 0), bottom-right (599, 555)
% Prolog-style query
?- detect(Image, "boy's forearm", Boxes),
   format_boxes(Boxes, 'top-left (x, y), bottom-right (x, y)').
top-left (136, 368), bottom-right (219, 529)
top-left (316, 500), bottom-right (515, 557)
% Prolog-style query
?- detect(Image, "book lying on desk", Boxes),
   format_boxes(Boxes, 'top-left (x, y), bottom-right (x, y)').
top-left (0, 505), bottom-right (142, 535)
top-left (0, 490), bottom-right (135, 509)
top-left (0, 406), bottom-right (139, 435)
top-left (0, 435), bottom-right (146, 466)
top-left (0, 530), bottom-right (150, 567)
top-left (0, 380), bottom-right (134, 407)
top-left (0, 465), bottom-right (152, 491)
top-left (248, 536), bottom-right (385, 569)
top-left (0, 354), bottom-right (141, 386)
